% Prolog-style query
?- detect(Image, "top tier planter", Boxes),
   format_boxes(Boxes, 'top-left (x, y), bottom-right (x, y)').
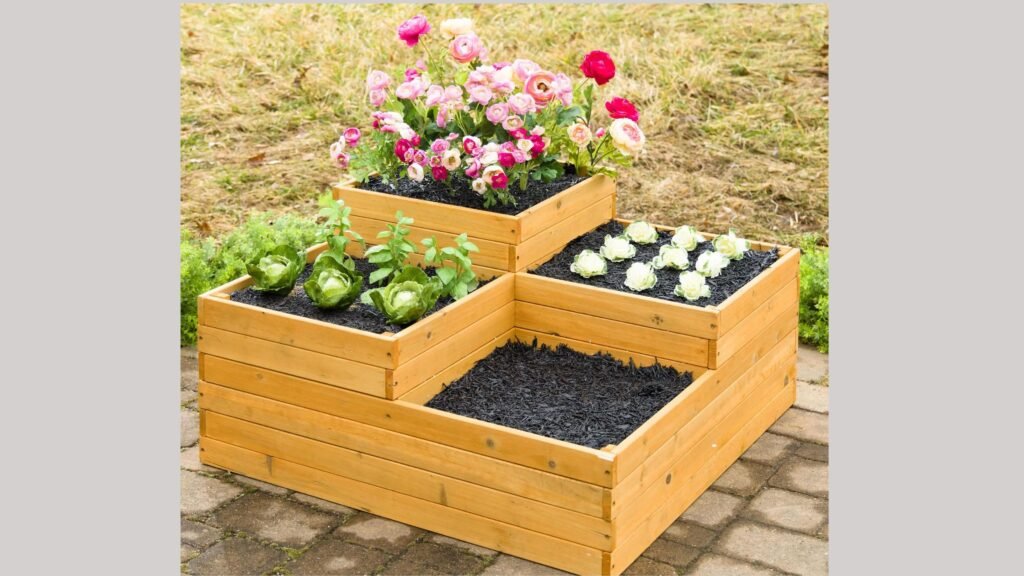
top-left (333, 175), bottom-right (616, 274)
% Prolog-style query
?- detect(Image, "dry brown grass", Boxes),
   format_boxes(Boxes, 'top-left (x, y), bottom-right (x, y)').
top-left (181, 3), bottom-right (828, 244)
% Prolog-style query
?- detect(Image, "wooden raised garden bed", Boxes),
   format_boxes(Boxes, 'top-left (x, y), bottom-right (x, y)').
top-left (333, 175), bottom-right (616, 273)
top-left (197, 242), bottom-right (799, 574)
top-left (197, 242), bottom-right (514, 400)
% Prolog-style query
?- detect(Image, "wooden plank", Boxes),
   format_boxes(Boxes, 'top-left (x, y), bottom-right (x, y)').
top-left (512, 194), bottom-right (615, 271)
top-left (334, 184), bottom-right (520, 243)
top-left (518, 174), bottom-right (615, 242)
top-left (711, 277), bottom-right (798, 368)
top-left (613, 305), bottom-right (798, 481)
top-left (350, 213), bottom-right (512, 270)
top-left (399, 329), bottom-right (515, 405)
top-left (613, 339), bottom-right (796, 533)
top-left (391, 302), bottom-right (515, 398)
top-left (608, 369), bottom-right (795, 576)
top-left (515, 273), bottom-right (720, 340)
top-left (717, 248), bottom-right (800, 335)
top-left (197, 326), bottom-right (388, 397)
top-left (205, 412), bottom-right (614, 550)
top-left (512, 329), bottom-right (708, 378)
top-left (201, 379), bottom-right (606, 508)
top-left (394, 274), bottom-right (515, 362)
top-left (201, 438), bottom-right (604, 575)
top-left (515, 301), bottom-right (710, 367)
top-left (201, 295), bottom-right (397, 369)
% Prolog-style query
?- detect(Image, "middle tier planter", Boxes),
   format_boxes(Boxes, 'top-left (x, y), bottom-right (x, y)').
top-left (333, 174), bottom-right (615, 273)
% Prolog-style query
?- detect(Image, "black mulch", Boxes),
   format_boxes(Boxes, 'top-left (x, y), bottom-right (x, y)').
top-left (529, 221), bottom-right (779, 307)
top-left (359, 172), bottom-right (585, 215)
top-left (231, 257), bottom-right (483, 334)
top-left (425, 340), bottom-right (694, 449)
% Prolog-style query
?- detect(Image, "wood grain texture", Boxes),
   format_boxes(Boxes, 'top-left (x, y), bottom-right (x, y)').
top-left (716, 247), bottom-right (800, 335)
top-left (350, 213), bottom-right (512, 270)
top-left (512, 194), bottom-right (616, 271)
top-left (399, 329), bottom-right (516, 405)
top-left (710, 277), bottom-right (798, 369)
top-left (517, 174), bottom-right (615, 242)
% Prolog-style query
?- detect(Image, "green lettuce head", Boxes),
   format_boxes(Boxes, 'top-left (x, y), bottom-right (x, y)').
top-left (368, 266), bottom-right (442, 326)
top-left (303, 254), bottom-right (363, 310)
top-left (247, 245), bottom-right (303, 294)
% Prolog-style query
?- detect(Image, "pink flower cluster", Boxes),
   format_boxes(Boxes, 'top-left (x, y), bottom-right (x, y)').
top-left (328, 127), bottom-right (361, 169)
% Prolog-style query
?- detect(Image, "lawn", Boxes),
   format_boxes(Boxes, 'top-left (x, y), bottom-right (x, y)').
top-left (180, 3), bottom-right (828, 245)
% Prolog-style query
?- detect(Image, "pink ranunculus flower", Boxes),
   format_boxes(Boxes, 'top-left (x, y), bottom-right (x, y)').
top-left (343, 127), bottom-right (361, 147)
top-left (511, 59), bottom-right (541, 83)
top-left (450, 33), bottom-right (484, 64)
top-left (567, 122), bottom-right (592, 147)
top-left (412, 149), bottom-right (427, 165)
top-left (530, 125), bottom-right (545, 136)
top-left (524, 71), bottom-right (557, 107)
top-left (432, 165), bottom-right (449, 181)
top-left (407, 163), bottom-right (424, 182)
top-left (436, 106), bottom-right (450, 128)
top-left (482, 165), bottom-right (504, 185)
top-left (491, 171), bottom-right (508, 189)
top-left (430, 138), bottom-right (450, 155)
top-left (491, 66), bottom-right (515, 94)
top-left (396, 78), bottom-right (425, 100)
top-left (369, 89), bottom-right (387, 108)
top-left (329, 141), bottom-right (344, 160)
top-left (502, 115), bottom-right (524, 131)
top-left (462, 136), bottom-right (482, 155)
top-left (442, 149), bottom-right (461, 170)
top-left (335, 152), bottom-right (350, 169)
top-left (512, 149), bottom-right (528, 164)
top-left (500, 141), bottom-right (517, 154)
top-left (404, 68), bottom-right (421, 81)
top-left (444, 85), bottom-right (463, 102)
top-left (486, 102), bottom-right (509, 124)
top-left (552, 73), bottom-right (573, 106)
top-left (595, 127), bottom-right (607, 139)
top-left (447, 132), bottom-right (460, 141)
top-left (424, 84), bottom-right (445, 107)
top-left (608, 118), bottom-right (646, 156)
top-left (367, 70), bottom-right (391, 91)
top-left (507, 93), bottom-right (536, 116)
top-left (429, 154), bottom-right (442, 167)
top-left (464, 157), bottom-right (482, 179)
top-left (397, 15), bottom-right (431, 47)
top-left (498, 152), bottom-right (516, 168)
top-left (467, 85), bottom-right (493, 105)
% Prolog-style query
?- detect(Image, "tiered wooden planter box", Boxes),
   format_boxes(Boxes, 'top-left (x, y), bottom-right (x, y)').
top-left (196, 218), bottom-right (799, 575)
top-left (333, 175), bottom-right (616, 273)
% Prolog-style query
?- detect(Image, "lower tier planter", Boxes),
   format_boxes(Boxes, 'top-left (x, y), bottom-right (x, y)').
top-left (198, 274), bottom-right (798, 575)
top-left (521, 218), bottom-right (801, 369)
top-left (333, 175), bottom-right (616, 273)
top-left (197, 241), bottom-right (514, 400)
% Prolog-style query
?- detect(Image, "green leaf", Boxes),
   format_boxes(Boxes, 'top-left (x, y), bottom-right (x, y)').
top-left (461, 241), bottom-right (479, 253)
top-left (367, 250), bottom-right (393, 264)
top-left (435, 267), bottom-right (457, 285)
top-left (369, 267), bottom-right (393, 284)
top-left (303, 256), bottom-right (363, 310)
top-left (246, 245), bottom-right (303, 294)
top-left (424, 247), bottom-right (437, 262)
top-left (364, 244), bottom-right (387, 256)
top-left (557, 106), bottom-right (584, 126)
top-left (451, 281), bottom-right (469, 301)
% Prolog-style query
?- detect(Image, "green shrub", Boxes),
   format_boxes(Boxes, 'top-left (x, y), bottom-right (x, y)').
top-left (179, 213), bottom-right (320, 346)
top-left (798, 235), bottom-right (829, 353)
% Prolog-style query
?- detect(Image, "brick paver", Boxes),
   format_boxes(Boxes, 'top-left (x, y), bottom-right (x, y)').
top-left (180, 346), bottom-right (830, 575)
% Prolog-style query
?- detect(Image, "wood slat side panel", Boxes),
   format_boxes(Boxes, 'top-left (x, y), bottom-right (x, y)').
top-left (514, 273), bottom-right (720, 340)
top-left (201, 295), bottom-right (397, 369)
top-left (399, 329), bottom-right (515, 405)
top-left (197, 326), bottom-right (388, 397)
top-left (711, 277), bottom-right (798, 369)
top-left (717, 248), bottom-right (800, 335)
top-left (608, 370), bottom-right (795, 576)
top-left (511, 329), bottom-right (708, 378)
top-left (201, 438), bottom-right (604, 575)
top-left (204, 412), bottom-right (613, 550)
top-left (614, 342), bottom-right (796, 534)
top-left (334, 185), bottom-right (520, 243)
top-left (395, 274), bottom-right (515, 363)
top-left (350, 214), bottom-right (512, 270)
top-left (512, 194), bottom-right (616, 271)
top-left (201, 358), bottom-right (614, 499)
top-left (518, 174), bottom-right (615, 241)
top-left (515, 302), bottom-right (710, 367)
top-left (614, 304), bottom-right (798, 480)
top-left (391, 302), bottom-right (515, 398)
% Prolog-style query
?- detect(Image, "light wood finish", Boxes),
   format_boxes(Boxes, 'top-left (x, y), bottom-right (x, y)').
top-left (716, 248), bottom-right (800, 335)
top-left (710, 277), bottom-right (798, 369)
top-left (517, 174), bottom-right (614, 241)
top-left (613, 305), bottom-right (798, 482)
top-left (399, 329), bottom-right (515, 405)
top-left (202, 356), bottom-right (615, 489)
top-left (511, 329), bottom-right (707, 378)
top-left (204, 412), bottom-right (613, 549)
top-left (350, 214), bottom-right (512, 270)
top-left (515, 273), bottom-right (720, 340)
top-left (201, 438), bottom-right (605, 575)
top-left (197, 325), bottom-right (390, 397)
top-left (515, 301), bottom-right (710, 367)
top-left (512, 194), bottom-right (616, 271)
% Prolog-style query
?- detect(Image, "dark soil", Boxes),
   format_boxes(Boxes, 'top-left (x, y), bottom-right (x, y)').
top-left (231, 257), bottom-right (480, 334)
top-left (360, 171), bottom-right (585, 215)
top-left (425, 339), bottom-right (694, 449)
top-left (530, 221), bottom-right (778, 307)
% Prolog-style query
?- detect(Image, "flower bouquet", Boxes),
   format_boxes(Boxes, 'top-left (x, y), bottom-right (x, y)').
top-left (330, 14), bottom-right (646, 209)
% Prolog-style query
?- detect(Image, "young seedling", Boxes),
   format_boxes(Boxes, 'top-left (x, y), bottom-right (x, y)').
top-left (316, 192), bottom-right (365, 269)
top-left (422, 233), bottom-right (480, 300)
top-left (364, 211), bottom-right (416, 285)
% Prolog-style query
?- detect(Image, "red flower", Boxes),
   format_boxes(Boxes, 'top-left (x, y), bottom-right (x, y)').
top-left (508, 128), bottom-right (528, 140)
top-left (498, 152), bottom-right (516, 168)
top-left (394, 139), bottom-right (413, 163)
top-left (491, 172), bottom-right (508, 189)
top-left (529, 134), bottom-right (546, 159)
top-left (580, 51), bottom-right (616, 85)
top-left (605, 97), bottom-right (639, 122)
top-left (397, 15), bottom-right (431, 47)
top-left (432, 165), bottom-right (449, 181)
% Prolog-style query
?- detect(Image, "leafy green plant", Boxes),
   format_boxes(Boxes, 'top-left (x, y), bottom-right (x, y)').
top-left (246, 245), bottom-right (304, 294)
top-left (368, 265), bottom-right (443, 325)
top-left (181, 230), bottom-right (215, 345)
top-left (798, 235), bottom-right (829, 353)
top-left (422, 233), bottom-right (480, 300)
top-left (303, 253), bottom-right (363, 310)
top-left (316, 192), bottom-right (364, 269)
top-left (364, 211), bottom-right (416, 285)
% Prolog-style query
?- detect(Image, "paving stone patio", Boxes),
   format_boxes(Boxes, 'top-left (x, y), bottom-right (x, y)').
top-left (181, 345), bottom-right (829, 575)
